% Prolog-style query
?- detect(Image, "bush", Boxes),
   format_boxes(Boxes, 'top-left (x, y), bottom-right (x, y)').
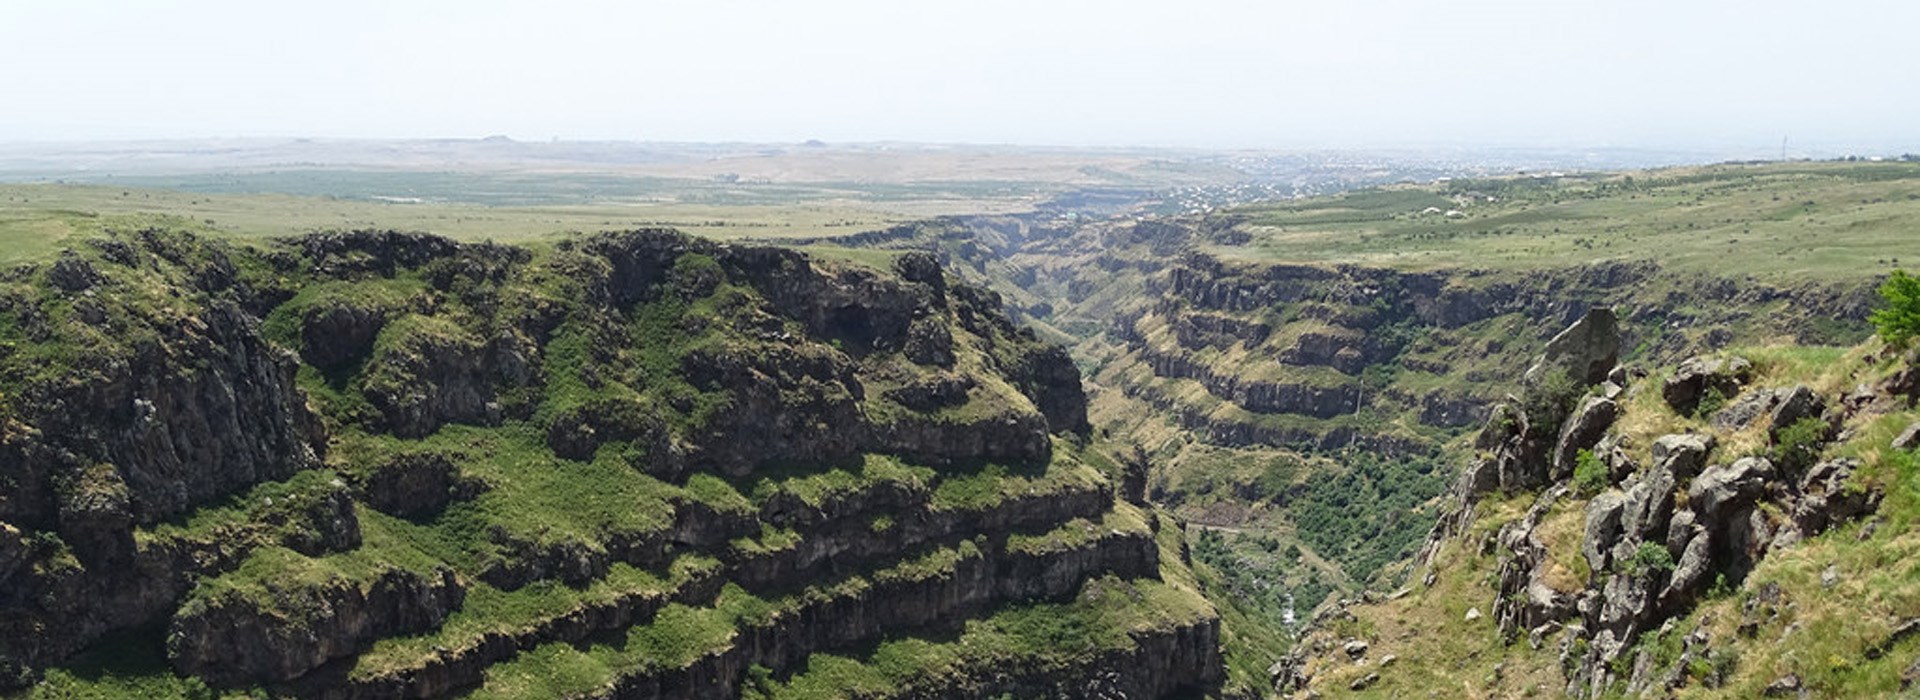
top-left (1625, 542), bottom-right (1675, 576)
top-left (1523, 369), bottom-right (1584, 440)
top-left (1693, 386), bottom-right (1728, 420)
top-left (1572, 449), bottom-right (1609, 495)
top-left (1770, 416), bottom-right (1829, 473)
top-left (1702, 647), bottom-right (1740, 688)
top-left (1871, 269), bottom-right (1920, 349)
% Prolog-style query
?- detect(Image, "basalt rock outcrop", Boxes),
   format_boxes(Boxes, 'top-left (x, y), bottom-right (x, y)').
top-left (821, 182), bottom-right (1893, 699)
top-left (1456, 308), bottom-right (1624, 496)
top-left (923, 209), bottom-right (1875, 484)
top-left (169, 564), bottom-right (466, 686)
top-left (1281, 322), bottom-right (1899, 698)
top-left (0, 228), bottom-right (1221, 698)
top-left (1524, 307), bottom-right (1622, 386)
top-left (1665, 355), bottom-right (1754, 416)
top-left (1551, 434), bottom-right (1882, 697)
top-left (1089, 241), bottom-right (1861, 474)
top-left (1402, 327), bottom-right (1889, 697)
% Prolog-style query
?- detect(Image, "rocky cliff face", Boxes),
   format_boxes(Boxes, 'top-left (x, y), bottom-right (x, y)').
top-left (0, 228), bottom-right (1222, 698)
top-left (1274, 311), bottom-right (1915, 698)
top-left (896, 214), bottom-right (1875, 467)
top-left (0, 231), bottom-right (333, 676)
top-left (1128, 250), bottom-right (1869, 458)
top-left (800, 208), bottom-right (1888, 696)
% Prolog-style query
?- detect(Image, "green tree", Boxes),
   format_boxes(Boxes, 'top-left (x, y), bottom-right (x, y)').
top-left (1871, 270), bottom-right (1920, 349)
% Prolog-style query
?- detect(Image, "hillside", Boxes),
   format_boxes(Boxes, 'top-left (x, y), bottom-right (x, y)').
top-left (1275, 318), bottom-right (1920, 698)
top-left (813, 161), bottom-right (1918, 694)
top-left (1220, 161), bottom-right (1920, 280)
top-left (2, 159), bottom-right (1916, 698)
top-left (0, 228), bottom-right (1221, 697)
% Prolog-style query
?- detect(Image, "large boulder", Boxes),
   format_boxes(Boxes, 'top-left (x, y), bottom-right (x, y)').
top-left (1524, 307), bottom-right (1621, 387)
top-left (1708, 384), bottom-right (1830, 442)
top-left (1595, 565), bottom-right (1660, 637)
top-left (274, 483), bottom-right (364, 556)
top-left (903, 315), bottom-right (956, 366)
top-left (53, 463), bottom-right (136, 567)
top-left (892, 251), bottom-right (947, 302)
top-left (1584, 490), bottom-right (1629, 573)
top-left (1553, 396), bottom-right (1620, 480)
top-left (1766, 385), bottom-right (1827, 437)
top-left (1009, 344), bottom-right (1091, 434)
top-left (1710, 386), bottom-right (1780, 430)
top-left (1593, 434), bottom-right (1638, 483)
top-left (1650, 434), bottom-right (1715, 481)
top-left (1659, 529), bottom-right (1714, 608)
top-left (1688, 457), bottom-right (1776, 522)
top-left (1619, 462), bottom-right (1678, 544)
top-left (1664, 510), bottom-right (1698, 555)
top-left (1791, 458), bottom-right (1882, 537)
top-left (1663, 355), bottom-right (1753, 416)
top-left (1892, 422), bottom-right (1920, 451)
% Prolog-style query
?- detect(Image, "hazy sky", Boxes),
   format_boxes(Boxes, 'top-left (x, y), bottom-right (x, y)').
top-left (2, 0), bottom-right (1913, 150)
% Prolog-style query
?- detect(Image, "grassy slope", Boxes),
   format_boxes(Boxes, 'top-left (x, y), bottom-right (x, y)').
top-left (0, 183), bottom-right (915, 266)
top-left (1302, 342), bottom-right (1920, 698)
top-left (13, 159), bottom-right (1919, 698)
top-left (1223, 161), bottom-right (1920, 281)
top-left (0, 143), bottom-right (1251, 268)
top-left (753, 509), bottom-right (1217, 699)
top-left (1028, 161), bottom-right (1920, 696)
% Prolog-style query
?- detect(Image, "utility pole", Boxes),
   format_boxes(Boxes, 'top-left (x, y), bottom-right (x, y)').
top-left (1781, 136), bottom-right (1788, 161)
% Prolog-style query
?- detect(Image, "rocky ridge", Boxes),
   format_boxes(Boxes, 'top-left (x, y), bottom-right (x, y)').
top-left (809, 211), bottom-right (1883, 695)
top-left (1271, 309), bottom-right (1920, 697)
top-left (0, 227), bottom-right (1221, 698)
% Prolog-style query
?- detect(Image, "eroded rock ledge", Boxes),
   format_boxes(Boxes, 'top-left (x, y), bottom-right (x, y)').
top-left (0, 228), bottom-right (1220, 699)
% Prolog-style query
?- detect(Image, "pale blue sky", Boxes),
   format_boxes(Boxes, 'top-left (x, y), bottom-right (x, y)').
top-left (1, 0), bottom-right (1913, 150)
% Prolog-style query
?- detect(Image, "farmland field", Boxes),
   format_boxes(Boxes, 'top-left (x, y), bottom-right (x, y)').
top-left (1220, 161), bottom-right (1920, 280)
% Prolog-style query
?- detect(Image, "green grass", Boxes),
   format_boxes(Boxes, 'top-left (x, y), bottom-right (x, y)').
top-left (757, 575), bottom-right (1214, 699)
top-left (0, 206), bottom-right (95, 265)
top-left (0, 193), bottom-right (1231, 699)
top-left (1004, 500), bottom-right (1152, 556)
top-left (468, 538), bottom-right (991, 700)
top-left (873, 540), bottom-right (982, 585)
top-left (349, 555), bottom-right (721, 680)
top-left (466, 583), bottom-right (777, 700)
top-left (0, 182), bottom-right (913, 254)
top-left (177, 506), bottom-right (451, 624)
top-left (322, 425), bottom-right (691, 576)
top-left (138, 469), bottom-right (353, 549)
top-left (927, 442), bottom-right (1106, 512)
top-left (258, 277), bottom-right (429, 349)
top-left (1222, 161), bottom-right (1920, 281)
top-left (0, 179), bottom-right (1013, 280)
top-left (742, 454), bottom-right (936, 509)
top-left (24, 625), bottom-right (236, 700)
